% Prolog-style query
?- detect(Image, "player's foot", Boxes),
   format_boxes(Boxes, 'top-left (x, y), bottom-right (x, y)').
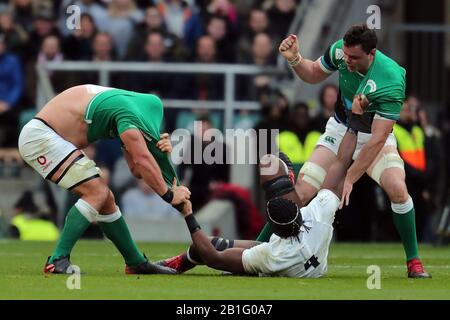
top-left (278, 152), bottom-right (295, 185)
top-left (44, 255), bottom-right (73, 274)
top-left (407, 258), bottom-right (432, 278)
top-left (155, 253), bottom-right (196, 274)
top-left (125, 255), bottom-right (177, 275)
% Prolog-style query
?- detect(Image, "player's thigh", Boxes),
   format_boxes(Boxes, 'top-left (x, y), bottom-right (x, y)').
top-left (296, 145), bottom-right (337, 204)
top-left (366, 145), bottom-right (408, 199)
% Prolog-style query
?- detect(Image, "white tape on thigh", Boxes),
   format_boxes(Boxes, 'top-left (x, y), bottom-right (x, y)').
top-left (57, 156), bottom-right (101, 190)
top-left (370, 153), bottom-right (404, 185)
top-left (299, 162), bottom-right (327, 190)
top-left (96, 207), bottom-right (122, 223)
top-left (75, 199), bottom-right (98, 223)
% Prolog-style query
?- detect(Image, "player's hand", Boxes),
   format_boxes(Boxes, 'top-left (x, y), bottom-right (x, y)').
top-left (156, 133), bottom-right (172, 153)
top-left (181, 200), bottom-right (193, 216)
top-left (279, 34), bottom-right (300, 62)
top-left (339, 177), bottom-right (353, 209)
top-left (352, 94), bottom-right (369, 115)
top-left (171, 178), bottom-right (191, 205)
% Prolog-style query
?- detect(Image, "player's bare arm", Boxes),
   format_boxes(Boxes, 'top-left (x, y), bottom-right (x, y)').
top-left (120, 129), bottom-right (191, 205)
top-left (181, 200), bottom-right (247, 274)
top-left (322, 130), bottom-right (358, 200)
top-left (279, 34), bottom-right (330, 84)
top-left (346, 118), bottom-right (395, 185)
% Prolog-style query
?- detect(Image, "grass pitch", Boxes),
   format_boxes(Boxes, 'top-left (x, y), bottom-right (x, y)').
top-left (0, 240), bottom-right (449, 300)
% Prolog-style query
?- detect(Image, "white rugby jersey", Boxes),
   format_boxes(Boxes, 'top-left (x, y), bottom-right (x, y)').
top-left (242, 190), bottom-right (339, 278)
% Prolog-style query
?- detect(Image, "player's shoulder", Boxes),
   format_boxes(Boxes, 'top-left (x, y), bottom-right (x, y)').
top-left (374, 50), bottom-right (406, 79)
top-left (329, 39), bottom-right (345, 61)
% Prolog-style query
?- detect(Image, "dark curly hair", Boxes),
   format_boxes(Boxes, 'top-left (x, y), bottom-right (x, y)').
top-left (343, 24), bottom-right (378, 54)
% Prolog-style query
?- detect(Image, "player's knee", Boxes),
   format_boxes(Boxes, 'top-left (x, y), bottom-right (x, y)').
top-left (385, 180), bottom-right (409, 203)
top-left (83, 181), bottom-right (111, 209)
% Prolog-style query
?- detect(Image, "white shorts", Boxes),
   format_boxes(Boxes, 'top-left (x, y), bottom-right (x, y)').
top-left (18, 118), bottom-right (78, 179)
top-left (316, 116), bottom-right (397, 160)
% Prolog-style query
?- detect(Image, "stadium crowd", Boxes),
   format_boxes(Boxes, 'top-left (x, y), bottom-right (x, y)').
top-left (0, 0), bottom-right (448, 243)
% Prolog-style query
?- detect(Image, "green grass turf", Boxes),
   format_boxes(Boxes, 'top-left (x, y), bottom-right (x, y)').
top-left (0, 240), bottom-right (449, 300)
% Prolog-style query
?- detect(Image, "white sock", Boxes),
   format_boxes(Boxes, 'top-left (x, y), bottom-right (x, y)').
top-left (75, 199), bottom-right (98, 223)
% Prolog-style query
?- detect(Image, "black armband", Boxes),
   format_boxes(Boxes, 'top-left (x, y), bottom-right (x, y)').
top-left (185, 214), bottom-right (201, 234)
top-left (161, 189), bottom-right (174, 203)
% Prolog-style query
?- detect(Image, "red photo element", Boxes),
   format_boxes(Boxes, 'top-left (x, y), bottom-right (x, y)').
top-left (37, 156), bottom-right (47, 165)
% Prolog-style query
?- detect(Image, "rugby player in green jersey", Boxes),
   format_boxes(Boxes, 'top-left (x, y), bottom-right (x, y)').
top-left (18, 84), bottom-right (191, 274)
top-left (257, 24), bottom-right (430, 278)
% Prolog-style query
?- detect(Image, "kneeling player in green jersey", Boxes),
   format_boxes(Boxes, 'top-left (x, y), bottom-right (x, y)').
top-left (18, 84), bottom-right (191, 274)
top-left (256, 24), bottom-right (430, 278)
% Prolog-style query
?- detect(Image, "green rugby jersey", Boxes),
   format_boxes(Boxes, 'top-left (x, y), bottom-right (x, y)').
top-left (319, 39), bottom-right (406, 133)
top-left (84, 88), bottom-right (178, 186)
top-left (84, 88), bottom-right (163, 142)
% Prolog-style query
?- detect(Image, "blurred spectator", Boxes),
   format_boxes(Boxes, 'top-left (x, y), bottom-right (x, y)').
top-left (11, 0), bottom-right (34, 33)
top-left (105, 0), bottom-right (144, 59)
top-left (76, 32), bottom-right (122, 86)
top-left (202, 0), bottom-right (238, 26)
top-left (237, 8), bottom-right (269, 61)
top-left (0, 32), bottom-right (23, 147)
top-left (121, 179), bottom-right (180, 219)
top-left (9, 190), bottom-right (59, 241)
top-left (129, 31), bottom-right (175, 98)
top-left (416, 101), bottom-right (444, 241)
top-left (210, 183), bottom-right (264, 239)
top-left (25, 7), bottom-right (61, 60)
top-left (254, 89), bottom-right (290, 156)
top-left (267, 0), bottom-right (298, 44)
top-left (237, 32), bottom-right (276, 100)
top-left (58, 0), bottom-right (109, 36)
top-left (277, 102), bottom-right (321, 176)
top-left (63, 13), bottom-right (97, 60)
top-left (177, 115), bottom-right (230, 211)
top-left (205, 14), bottom-right (235, 62)
top-left (24, 34), bottom-right (66, 104)
top-left (126, 6), bottom-right (185, 61)
top-left (92, 31), bottom-right (115, 61)
top-left (156, 0), bottom-right (192, 39)
top-left (313, 83), bottom-right (338, 132)
top-left (175, 35), bottom-right (223, 102)
top-left (37, 35), bottom-right (63, 66)
top-left (0, 5), bottom-right (29, 58)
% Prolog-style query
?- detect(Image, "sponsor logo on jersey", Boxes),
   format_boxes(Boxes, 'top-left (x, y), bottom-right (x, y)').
top-left (37, 155), bottom-right (53, 172)
top-left (335, 48), bottom-right (344, 60)
top-left (363, 79), bottom-right (377, 93)
top-left (324, 136), bottom-right (336, 145)
top-left (37, 156), bottom-right (47, 165)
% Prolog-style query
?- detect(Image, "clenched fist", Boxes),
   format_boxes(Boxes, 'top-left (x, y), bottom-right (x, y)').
top-left (279, 34), bottom-right (300, 62)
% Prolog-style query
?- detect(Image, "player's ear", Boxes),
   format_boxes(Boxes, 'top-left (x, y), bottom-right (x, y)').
top-left (370, 48), bottom-right (376, 57)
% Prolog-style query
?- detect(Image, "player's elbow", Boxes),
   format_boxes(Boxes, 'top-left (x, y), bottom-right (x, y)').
top-left (132, 154), bottom-right (153, 172)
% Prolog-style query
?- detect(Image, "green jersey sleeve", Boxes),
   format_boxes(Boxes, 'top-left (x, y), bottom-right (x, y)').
top-left (116, 110), bottom-right (144, 136)
top-left (319, 39), bottom-right (344, 74)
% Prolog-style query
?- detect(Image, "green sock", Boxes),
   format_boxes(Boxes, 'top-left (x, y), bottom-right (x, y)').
top-left (256, 222), bottom-right (272, 242)
top-left (49, 204), bottom-right (91, 263)
top-left (392, 207), bottom-right (419, 261)
top-left (98, 216), bottom-right (145, 266)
